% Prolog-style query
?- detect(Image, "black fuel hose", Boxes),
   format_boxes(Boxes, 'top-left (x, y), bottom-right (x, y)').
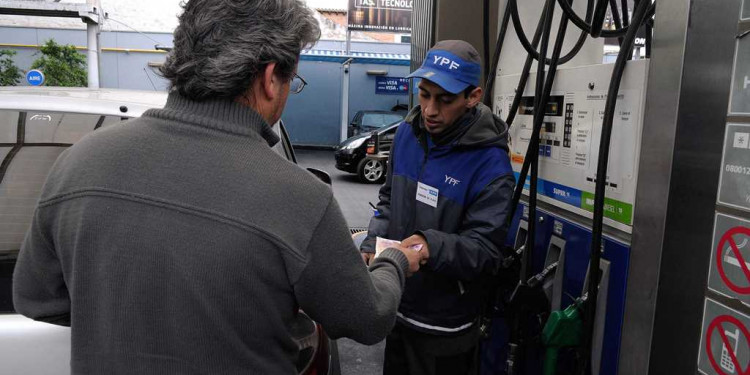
top-left (620, 0), bottom-right (629, 27)
top-left (525, 0), bottom-right (556, 284)
top-left (482, 1), bottom-right (512, 106)
top-left (577, 2), bottom-right (655, 374)
top-left (608, 0), bottom-right (624, 46)
top-left (505, 3), bottom-right (548, 127)
top-left (506, 3), bottom-right (557, 374)
top-left (504, 2), bottom-right (549, 230)
top-left (524, 0), bottom-right (574, 280)
top-left (527, 261), bottom-right (559, 288)
top-left (508, 0), bottom-right (593, 66)
top-left (506, 0), bottom-right (578, 229)
top-left (555, 0), bottom-right (629, 37)
top-left (506, 0), bottom-right (592, 127)
top-left (589, 0), bottom-right (609, 37)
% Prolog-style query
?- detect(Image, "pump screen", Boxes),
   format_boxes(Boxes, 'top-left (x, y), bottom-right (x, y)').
top-left (517, 96), bottom-right (565, 117)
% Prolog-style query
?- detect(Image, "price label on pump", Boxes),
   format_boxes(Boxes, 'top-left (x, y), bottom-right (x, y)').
top-left (718, 124), bottom-right (750, 212)
top-left (698, 299), bottom-right (750, 375)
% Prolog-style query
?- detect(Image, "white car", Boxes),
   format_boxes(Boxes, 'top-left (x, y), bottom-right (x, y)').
top-left (0, 87), bottom-right (338, 375)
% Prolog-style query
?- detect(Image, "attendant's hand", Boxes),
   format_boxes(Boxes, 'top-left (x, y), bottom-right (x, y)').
top-left (392, 243), bottom-right (422, 276)
top-left (401, 234), bottom-right (430, 265)
top-left (361, 252), bottom-right (375, 265)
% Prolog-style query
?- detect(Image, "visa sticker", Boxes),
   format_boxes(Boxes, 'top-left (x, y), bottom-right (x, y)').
top-left (416, 182), bottom-right (439, 208)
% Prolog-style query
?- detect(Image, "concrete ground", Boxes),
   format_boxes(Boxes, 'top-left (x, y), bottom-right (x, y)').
top-left (295, 149), bottom-right (386, 375)
top-left (295, 149), bottom-right (382, 230)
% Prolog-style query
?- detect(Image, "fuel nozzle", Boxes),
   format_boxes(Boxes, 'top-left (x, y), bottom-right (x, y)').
top-left (541, 298), bottom-right (585, 375)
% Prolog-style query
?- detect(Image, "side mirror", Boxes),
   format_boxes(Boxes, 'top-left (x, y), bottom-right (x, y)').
top-left (307, 168), bottom-right (332, 185)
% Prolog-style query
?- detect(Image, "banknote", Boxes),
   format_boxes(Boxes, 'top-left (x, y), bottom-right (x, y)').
top-left (375, 237), bottom-right (423, 258)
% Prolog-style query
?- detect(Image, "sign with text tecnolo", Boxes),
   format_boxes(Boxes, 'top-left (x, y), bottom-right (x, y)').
top-left (348, 0), bottom-right (412, 33)
top-left (376, 76), bottom-right (409, 95)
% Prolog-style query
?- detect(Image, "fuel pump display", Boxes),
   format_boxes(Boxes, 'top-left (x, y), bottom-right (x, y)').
top-left (495, 61), bottom-right (649, 232)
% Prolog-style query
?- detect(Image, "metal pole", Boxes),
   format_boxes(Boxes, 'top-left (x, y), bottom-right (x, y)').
top-left (346, 29), bottom-right (352, 54)
top-left (86, 21), bottom-right (99, 89)
top-left (96, 0), bottom-right (103, 87)
top-left (341, 27), bottom-right (352, 142)
top-left (86, 0), bottom-right (99, 88)
top-left (340, 58), bottom-right (353, 142)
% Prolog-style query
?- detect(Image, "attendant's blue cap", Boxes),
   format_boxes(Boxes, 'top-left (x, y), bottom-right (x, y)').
top-left (407, 40), bottom-right (482, 94)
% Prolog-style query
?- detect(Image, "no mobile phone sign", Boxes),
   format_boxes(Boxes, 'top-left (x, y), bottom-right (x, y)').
top-left (699, 299), bottom-right (750, 375)
top-left (706, 315), bottom-right (750, 375)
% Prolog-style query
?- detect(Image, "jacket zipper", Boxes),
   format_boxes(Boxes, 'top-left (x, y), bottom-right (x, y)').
top-left (417, 133), bottom-right (430, 182)
top-left (410, 135), bottom-right (430, 234)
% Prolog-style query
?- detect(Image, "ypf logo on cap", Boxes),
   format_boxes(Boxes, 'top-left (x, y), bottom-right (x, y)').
top-left (406, 40), bottom-right (482, 94)
top-left (430, 54), bottom-right (462, 70)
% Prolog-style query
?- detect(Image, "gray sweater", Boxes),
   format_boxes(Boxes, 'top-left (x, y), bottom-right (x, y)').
top-left (12, 93), bottom-right (409, 374)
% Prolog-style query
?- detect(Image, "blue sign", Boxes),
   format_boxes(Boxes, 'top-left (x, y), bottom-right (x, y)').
top-left (376, 76), bottom-right (409, 95)
top-left (26, 70), bottom-right (45, 86)
top-left (514, 172), bottom-right (583, 208)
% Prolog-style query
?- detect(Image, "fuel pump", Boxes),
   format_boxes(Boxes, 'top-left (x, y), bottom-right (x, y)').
top-left (410, 0), bottom-right (741, 373)
top-left (479, 0), bottom-right (655, 374)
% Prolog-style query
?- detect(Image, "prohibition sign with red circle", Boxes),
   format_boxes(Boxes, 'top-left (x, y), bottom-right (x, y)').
top-left (717, 226), bottom-right (750, 295)
top-left (706, 314), bottom-right (750, 375)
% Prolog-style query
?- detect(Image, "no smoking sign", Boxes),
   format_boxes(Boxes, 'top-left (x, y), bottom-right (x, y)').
top-left (699, 299), bottom-right (750, 375)
top-left (709, 214), bottom-right (750, 307)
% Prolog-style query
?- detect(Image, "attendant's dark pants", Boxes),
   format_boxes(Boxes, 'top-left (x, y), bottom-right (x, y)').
top-left (384, 322), bottom-right (480, 375)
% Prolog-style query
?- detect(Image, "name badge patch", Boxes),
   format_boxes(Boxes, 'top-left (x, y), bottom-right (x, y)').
top-left (416, 182), bottom-right (439, 208)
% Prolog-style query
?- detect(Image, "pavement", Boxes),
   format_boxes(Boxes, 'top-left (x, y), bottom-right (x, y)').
top-left (295, 149), bottom-right (382, 230)
top-left (295, 149), bottom-right (386, 375)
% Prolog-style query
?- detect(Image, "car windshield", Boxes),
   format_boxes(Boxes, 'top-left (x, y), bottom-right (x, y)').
top-left (362, 113), bottom-right (403, 128)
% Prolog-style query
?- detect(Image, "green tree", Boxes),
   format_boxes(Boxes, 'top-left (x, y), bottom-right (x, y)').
top-left (0, 49), bottom-right (22, 86)
top-left (30, 39), bottom-right (87, 87)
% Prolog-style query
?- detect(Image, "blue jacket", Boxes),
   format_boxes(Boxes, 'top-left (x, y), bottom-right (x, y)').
top-left (361, 103), bottom-right (515, 335)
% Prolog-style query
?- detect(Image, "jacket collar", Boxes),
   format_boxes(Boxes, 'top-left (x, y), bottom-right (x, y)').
top-left (144, 92), bottom-right (281, 147)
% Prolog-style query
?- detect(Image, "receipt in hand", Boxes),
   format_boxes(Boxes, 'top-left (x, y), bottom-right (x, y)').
top-left (375, 237), bottom-right (401, 258)
top-left (375, 237), bottom-right (423, 258)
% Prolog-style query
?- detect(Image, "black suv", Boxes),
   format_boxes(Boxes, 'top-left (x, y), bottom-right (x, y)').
top-left (335, 120), bottom-right (400, 183)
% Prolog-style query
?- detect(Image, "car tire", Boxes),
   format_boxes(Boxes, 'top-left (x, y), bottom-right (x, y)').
top-left (357, 158), bottom-right (385, 184)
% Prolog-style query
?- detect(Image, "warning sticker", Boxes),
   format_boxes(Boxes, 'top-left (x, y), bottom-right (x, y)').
top-left (709, 214), bottom-right (750, 307)
top-left (698, 299), bottom-right (750, 375)
top-left (718, 124), bottom-right (750, 212)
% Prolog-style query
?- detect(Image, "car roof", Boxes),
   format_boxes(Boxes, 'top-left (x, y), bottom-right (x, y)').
top-left (0, 87), bottom-right (168, 118)
top-left (359, 110), bottom-right (403, 115)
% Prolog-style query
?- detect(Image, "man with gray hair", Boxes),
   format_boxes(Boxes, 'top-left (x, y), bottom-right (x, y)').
top-left (12, 0), bottom-right (425, 373)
